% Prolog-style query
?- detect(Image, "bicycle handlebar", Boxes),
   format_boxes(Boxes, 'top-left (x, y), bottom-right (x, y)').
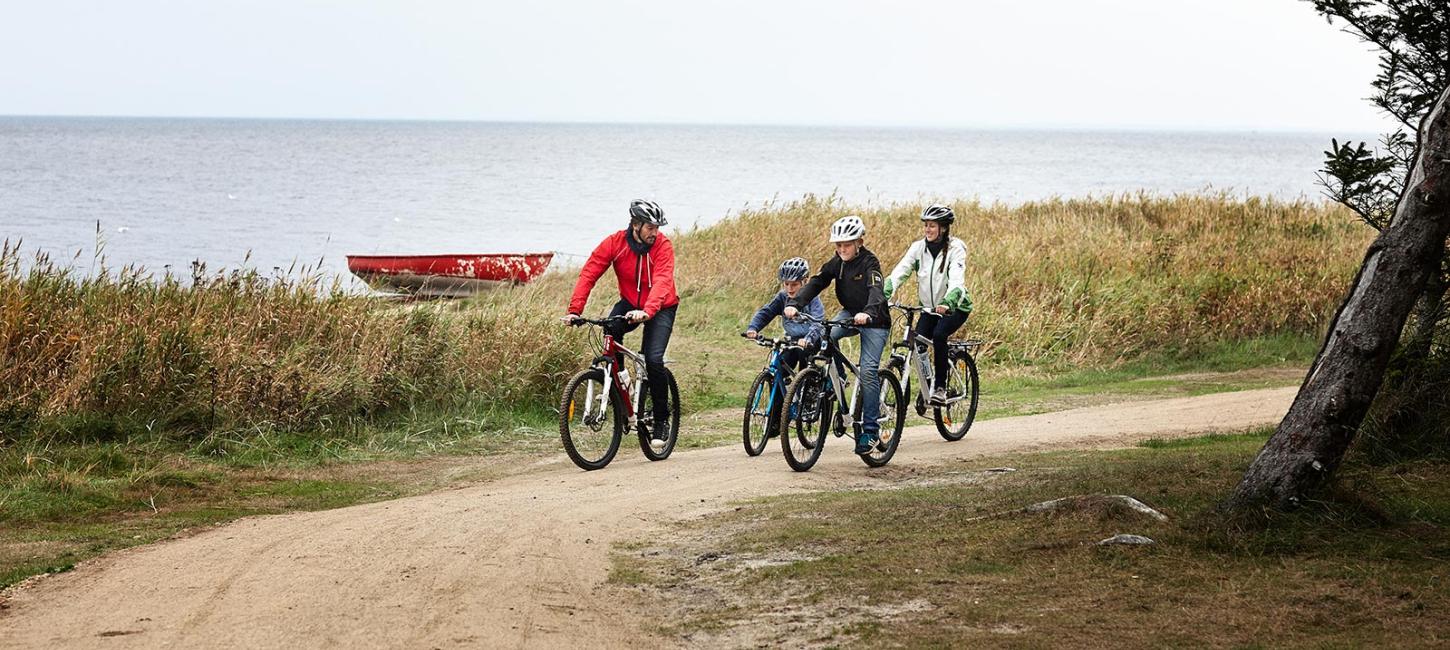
top-left (569, 315), bottom-right (629, 327)
top-left (890, 302), bottom-right (948, 316)
top-left (790, 311), bottom-right (857, 328)
top-left (740, 332), bottom-right (789, 348)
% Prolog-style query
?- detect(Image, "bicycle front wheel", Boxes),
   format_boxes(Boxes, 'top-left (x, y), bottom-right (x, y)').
top-left (780, 366), bottom-right (830, 472)
top-left (934, 352), bottom-right (980, 441)
top-left (858, 370), bottom-right (905, 468)
top-left (742, 370), bottom-right (776, 457)
top-left (560, 367), bottom-right (625, 470)
top-left (637, 367), bottom-right (681, 461)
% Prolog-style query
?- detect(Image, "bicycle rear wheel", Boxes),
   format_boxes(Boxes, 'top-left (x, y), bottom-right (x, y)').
top-left (780, 366), bottom-right (829, 472)
top-left (934, 352), bottom-right (980, 441)
top-left (637, 367), bottom-right (681, 461)
top-left (742, 370), bottom-right (776, 457)
top-left (560, 367), bottom-right (625, 470)
top-left (857, 370), bottom-right (905, 467)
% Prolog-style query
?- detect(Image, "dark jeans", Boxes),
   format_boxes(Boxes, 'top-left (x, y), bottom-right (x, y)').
top-left (604, 299), bottom-right (677, 421)
top-left (913, 309), bottom-right (971, 389)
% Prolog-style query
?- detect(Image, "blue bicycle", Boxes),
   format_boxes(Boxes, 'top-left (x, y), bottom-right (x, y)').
top-left (741, 333), bottom-right (795, 456)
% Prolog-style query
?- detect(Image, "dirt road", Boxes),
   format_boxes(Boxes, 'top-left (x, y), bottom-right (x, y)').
top-left (0, 386), bottom-right (1296, 649)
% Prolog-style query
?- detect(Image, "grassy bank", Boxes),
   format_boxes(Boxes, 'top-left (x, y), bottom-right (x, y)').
top-left (613, 433), bottom-right (1450, 647)
top-left (0, 245), bottom-right (578, 440)
top-left (669, 193), bottom-right (1365, 365)
top-left (3, 194), bottom-right (1365, 441)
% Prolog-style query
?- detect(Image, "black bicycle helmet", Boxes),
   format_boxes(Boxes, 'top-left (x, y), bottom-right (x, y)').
top-left (778, 257), bottom-right (810, 282)
top-left (629, 199), bottom-right (667, 226)
top-left (921, 204), bottom-right (955, 225)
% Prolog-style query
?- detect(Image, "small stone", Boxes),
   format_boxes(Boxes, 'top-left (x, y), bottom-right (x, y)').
top-left (1098, 534), bottom-right (1156, 546)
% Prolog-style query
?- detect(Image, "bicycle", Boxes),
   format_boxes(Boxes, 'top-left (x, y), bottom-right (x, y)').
top-left (741, 333), bottom-right (799, 456)
top-left (558, 315), bottom-right (680, 471)
top-left (777, 313), bottom-right (906, 471)
top-left (886, 303), bottom-right (981, 441)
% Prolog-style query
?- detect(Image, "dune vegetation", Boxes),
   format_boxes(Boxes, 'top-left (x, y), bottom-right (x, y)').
top-left (1, 194), bottom-right (1370, 444)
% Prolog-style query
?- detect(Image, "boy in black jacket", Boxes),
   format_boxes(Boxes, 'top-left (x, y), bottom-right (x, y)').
top-left (783, 215), bottom-right (892, 455)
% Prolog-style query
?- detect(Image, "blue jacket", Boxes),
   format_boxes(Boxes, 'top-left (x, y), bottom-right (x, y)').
top-left (748, 292), bottom-right (825, 345)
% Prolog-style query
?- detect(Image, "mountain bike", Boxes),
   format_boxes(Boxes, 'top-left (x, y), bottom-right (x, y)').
top-left (558, 315), bottom-right (680, 470)
top-left (778, 313), bottom-right (905, 471)
top-left (887, 303), bottom-right (981, 441)
top-left (741, 333), bottom-right (799, 456)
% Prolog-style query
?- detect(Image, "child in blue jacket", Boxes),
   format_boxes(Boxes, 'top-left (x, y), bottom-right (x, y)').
top-left (745, 257), bottom-right (825, 371)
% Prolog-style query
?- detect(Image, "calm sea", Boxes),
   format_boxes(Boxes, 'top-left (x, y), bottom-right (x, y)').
top-left (0, 117), bottom-right (1364, 283)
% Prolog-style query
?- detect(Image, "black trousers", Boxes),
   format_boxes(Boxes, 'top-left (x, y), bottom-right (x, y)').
top-left (604, 299), bottom-right (677, 420)
top-left (777, 345), bottom-right (810, 373)
top-left (913, 309), bottom-right (970, 388)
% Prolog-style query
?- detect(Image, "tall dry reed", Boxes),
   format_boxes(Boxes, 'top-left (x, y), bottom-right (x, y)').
top-left (0, 244), bottom-right (576, 438)
top-left (2, 194), bottom-right (1371, 439)
top-left (671, 193), bottom-right (1370, 365)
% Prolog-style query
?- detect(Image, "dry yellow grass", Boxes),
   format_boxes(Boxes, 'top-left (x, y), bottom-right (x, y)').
top-left (673, 193), bottom-right (1369, 365)
top-left (1, 194), bottom-right (1371, 439)
top-left (0, 248), bottom-right (576, 437)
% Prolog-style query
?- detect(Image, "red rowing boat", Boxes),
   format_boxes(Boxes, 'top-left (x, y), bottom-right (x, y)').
top-left (346, 252), bottom-right (554, 298)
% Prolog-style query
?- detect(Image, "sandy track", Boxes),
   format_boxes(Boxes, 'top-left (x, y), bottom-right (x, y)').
top-left (0, 386), bottom-right (1295, 649)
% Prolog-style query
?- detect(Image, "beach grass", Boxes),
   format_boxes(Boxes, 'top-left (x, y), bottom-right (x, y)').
top-left (2, 193), bottom-right (1367, 443)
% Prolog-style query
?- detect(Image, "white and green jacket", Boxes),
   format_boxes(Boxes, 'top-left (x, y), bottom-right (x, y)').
top-left (883, 237), bottom-right (973, 314)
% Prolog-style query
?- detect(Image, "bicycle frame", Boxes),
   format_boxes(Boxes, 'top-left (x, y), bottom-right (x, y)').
top-left (574, 317), bottom-right (649, 427)
top-left (745, 334), bottom-right (793, 423)
top-left (889, 303), bottom-right (969, 407)
top-left (797, 315), bottom-right (873, 431)
top-left (889, 304), bottom-right (936, 400)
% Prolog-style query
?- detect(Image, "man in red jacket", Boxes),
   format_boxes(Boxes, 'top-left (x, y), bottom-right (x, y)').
top-left (563, 199), bottom-right (679, 437)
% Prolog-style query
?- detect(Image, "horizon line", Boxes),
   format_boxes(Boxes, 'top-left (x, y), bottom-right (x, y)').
top-left (0, 112), bottom-right (1385, 136)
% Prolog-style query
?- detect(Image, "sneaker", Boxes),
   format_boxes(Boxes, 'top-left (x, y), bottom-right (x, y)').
top-left (649, 415), bottom-right (670, 452)
top-left (854, 431), bottom-right (878, 455)
top-left (929, 388), bottom-right (948, 406)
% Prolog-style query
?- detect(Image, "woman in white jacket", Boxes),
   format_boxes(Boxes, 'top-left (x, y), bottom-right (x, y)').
top-left (883, 204), bottom-right (974, 405)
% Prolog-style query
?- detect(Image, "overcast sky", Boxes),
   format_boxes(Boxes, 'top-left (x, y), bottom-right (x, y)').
top-left (0, 0), bottom-right (1395, 132)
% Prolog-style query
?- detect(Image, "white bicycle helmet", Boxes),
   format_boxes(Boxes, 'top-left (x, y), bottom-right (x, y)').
top-left (829, 215), bottom-right (866, 243)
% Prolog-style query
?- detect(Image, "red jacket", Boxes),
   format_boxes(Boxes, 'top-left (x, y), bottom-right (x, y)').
top-left (568, 229), bottom-right (679, 317)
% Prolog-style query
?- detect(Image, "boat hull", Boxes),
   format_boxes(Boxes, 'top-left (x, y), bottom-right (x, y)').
top-left (346, 253), bottom-right (553, 298)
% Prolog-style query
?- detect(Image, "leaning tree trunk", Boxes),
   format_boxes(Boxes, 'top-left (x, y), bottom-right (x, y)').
top-left (1225, 86), bottom-right (1450, 511)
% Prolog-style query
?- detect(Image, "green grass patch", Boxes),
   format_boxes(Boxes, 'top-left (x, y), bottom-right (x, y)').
top-left (623, 430), bottom-right (1450, 647)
